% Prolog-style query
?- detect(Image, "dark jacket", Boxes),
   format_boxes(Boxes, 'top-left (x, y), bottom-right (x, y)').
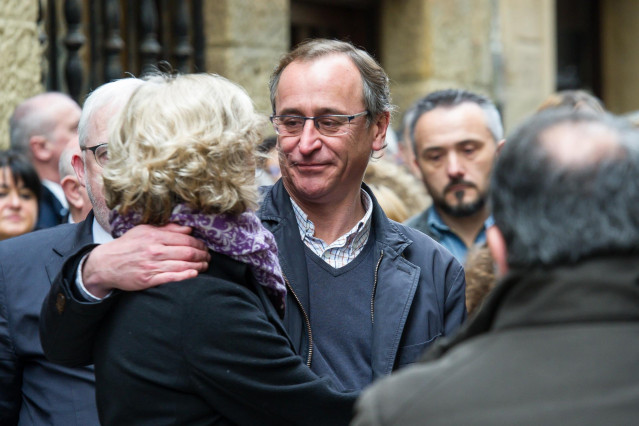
top-left (35, 184), bottom-right (68, 230)
top-left (0, 214), bottom-right (98, 426)
top-left (92, 252), bottom-right (355, 426)
top-left (352, 255), bottom-right (639, 425)
top-left (259, 181), bottom-right (466, 378)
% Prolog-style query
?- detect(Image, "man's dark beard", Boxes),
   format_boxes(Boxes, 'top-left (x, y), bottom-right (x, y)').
top-left (437, 195), bottom-right (486, 218)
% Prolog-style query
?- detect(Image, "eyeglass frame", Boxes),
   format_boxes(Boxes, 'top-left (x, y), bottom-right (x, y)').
top-left (270, 111), bottom-right (369, 136)
top-left (81, 143), bottom-right (109, 167)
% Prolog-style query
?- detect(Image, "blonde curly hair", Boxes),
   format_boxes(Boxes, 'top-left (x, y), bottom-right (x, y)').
top-left (103, 73), bottom-right (265, 224)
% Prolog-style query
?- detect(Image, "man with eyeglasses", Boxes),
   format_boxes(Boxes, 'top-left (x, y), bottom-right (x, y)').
top-left (39, 39), bottom-right (466, 393)
top-left (0, 78), bottom-right (198, 425)
top-left (260, 39), bottom-right (465, 390)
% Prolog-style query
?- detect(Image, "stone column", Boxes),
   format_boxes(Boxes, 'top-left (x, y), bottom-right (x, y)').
top-left (380, 0), bottom-right (496, 127)
top-left (202, 0), bottom-right (289, 116)
top-left (0, 0), bottom-right (43, 149)
top-left (498, 0), bottom-right (555, 130)
top-left (601, 0), bottom-right (639, 114)
top-left (380, 0), bottom-right (555, 133)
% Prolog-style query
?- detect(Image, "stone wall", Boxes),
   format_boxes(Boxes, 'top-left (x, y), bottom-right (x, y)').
top-left (380, 0), bottom-right (555, 133)
top-left (0, 0), bottom-right (43, 149)
top-left (380, 0), bottom-right (497, 129)
top-left (203, 0), bottom-right (289, 117)
top-left (498, 0), bottom-right (555, 131)
top-left (601, 0), bottom-right (639, 114)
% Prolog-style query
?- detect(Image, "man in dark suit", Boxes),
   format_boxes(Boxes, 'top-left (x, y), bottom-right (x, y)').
top-left (0, 78), bottom-right (209, 425)
top-left (9, 92), bottom-right (81, 229)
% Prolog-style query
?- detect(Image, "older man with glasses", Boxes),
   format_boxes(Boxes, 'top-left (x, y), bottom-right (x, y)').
top-left (40, 39), bottom-right (466, 395)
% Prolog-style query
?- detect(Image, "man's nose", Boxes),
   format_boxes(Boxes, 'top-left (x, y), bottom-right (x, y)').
top-left (298, 118), bottom-right (322, 155)
top-left (446, 152), bottom-right (465, 178)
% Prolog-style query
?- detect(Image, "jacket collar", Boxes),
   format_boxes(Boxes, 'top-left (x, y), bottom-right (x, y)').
top-left (258, 180), bottom-right (413, 259)
top-left (45, 211), bottom-right (95, 285)
top-left (491, 254), bottom-right (639, 330)
top-left (51, 211), bottom-right (95, 257)
top-left (423, 254), bottom-right (639, 362)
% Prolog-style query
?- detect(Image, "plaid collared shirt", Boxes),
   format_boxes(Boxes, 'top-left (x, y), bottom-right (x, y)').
top-left (290, 190), bottom-right (373, 269)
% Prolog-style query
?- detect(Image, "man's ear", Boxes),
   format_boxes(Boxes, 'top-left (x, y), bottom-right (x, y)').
top-left (371, 111), bottom-right (391, 152)
top-left (71, 153), bottom-right (86, 187)
top-left (486, 225), bottom-right (508, 276)
top-left (496, 139), bottom-right (506, 154)
top-left (29, 135), bottom-right (52, 161)
top-left (61, 175), bottom-right (84, 210)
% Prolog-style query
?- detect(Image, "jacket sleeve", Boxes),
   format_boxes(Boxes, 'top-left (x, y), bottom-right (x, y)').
top-left (182, 280), bottom-right (357, 426)
top-left (39, 244), bottom-right (119, 367)
top-left (443, 259), bottom-right (467, 335)
top-left (0, 261), bottom-right (21, 426)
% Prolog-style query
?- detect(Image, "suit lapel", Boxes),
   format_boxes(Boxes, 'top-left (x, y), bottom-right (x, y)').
top-left (44, 212), bottom-right (95, 285)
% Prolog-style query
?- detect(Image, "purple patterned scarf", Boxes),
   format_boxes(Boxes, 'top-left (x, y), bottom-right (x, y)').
top-left (110, 204), bottom-right (286, 315)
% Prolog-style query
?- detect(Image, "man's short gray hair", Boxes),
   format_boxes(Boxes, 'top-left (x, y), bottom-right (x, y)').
top-left (268, 39), bottom-right (395, 124)
top-left (78, 78), bottom-right (147, 148)
top-left (408, 89), bottom-right (503, 154)
top-left (9, 92), bottom-right (77, 154)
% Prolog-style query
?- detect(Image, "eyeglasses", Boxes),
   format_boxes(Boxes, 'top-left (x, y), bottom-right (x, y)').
top-left (270, 111), bottom-right (368, 137)
top-left (81, 143), bottom-right (109, 167)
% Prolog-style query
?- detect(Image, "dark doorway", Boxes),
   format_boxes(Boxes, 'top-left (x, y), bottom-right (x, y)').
top-left (555, 0), bottom-right (601, 96)
top-left (290, 0), bottom-right (380, 59)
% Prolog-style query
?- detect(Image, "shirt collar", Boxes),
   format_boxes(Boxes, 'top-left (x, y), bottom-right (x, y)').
top-left (427, 207), bottom-right (449, 233)
top-left (92, 217), bottom-right (114, 244)
top-left (428, 207), bottom-right (494, 233)
top-left (290, 189), bottom-right (373, 248)
top-left (42, 179), bottom-right (69, 209)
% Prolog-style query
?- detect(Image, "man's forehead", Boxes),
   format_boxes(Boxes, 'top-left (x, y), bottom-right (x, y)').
top-left (275, 54), bottom-right (364, 113)
top-left (416, 103), bottom-right (494, 142)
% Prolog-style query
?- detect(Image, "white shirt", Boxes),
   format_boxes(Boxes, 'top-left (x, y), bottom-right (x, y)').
top-left (42, 179), bottom-right (69, 209)
top-left (76, 218), bottom-right (113, 301)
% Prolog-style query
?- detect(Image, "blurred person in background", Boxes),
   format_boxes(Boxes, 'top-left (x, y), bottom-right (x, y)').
top-left (9, 92), bottom-right (81, 229)
top-left (405, 89), bottom-right (504, 263)
top-left (255, 135), bottom-right (282, 186)
top-left (59, 137), bottom-right (91, 223)
top-left (0, 150), bottom-right (40, 241)
top-left (462, 243), bottom-right (496, 315)
top-left (536, 89), bottom-right (605, 114)
top-left (363, 158), bottom-right (430, 222)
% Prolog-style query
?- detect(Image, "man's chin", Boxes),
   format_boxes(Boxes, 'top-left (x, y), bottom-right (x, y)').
top-left (438, 198), bottom-right (485, 218)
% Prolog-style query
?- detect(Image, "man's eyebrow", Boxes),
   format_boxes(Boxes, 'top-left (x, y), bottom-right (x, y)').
top-left (276, 107), bottom-right (346, 116)
top-left (275, 108), bottom-right (303, 116)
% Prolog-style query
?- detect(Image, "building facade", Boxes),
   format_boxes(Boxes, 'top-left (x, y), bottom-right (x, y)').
top-left (0, 0), bottom-right (637, 148)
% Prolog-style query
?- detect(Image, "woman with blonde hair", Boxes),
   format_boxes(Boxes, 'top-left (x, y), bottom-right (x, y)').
top-left (92, 73), bottom-right (354, 425)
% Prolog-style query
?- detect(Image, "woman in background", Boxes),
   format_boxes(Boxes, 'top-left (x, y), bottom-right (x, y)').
top-left (0, 150), bottom-right (40, 240)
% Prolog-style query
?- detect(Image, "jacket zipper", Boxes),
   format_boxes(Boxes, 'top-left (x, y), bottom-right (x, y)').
top-left (370, 250), bottom-right (384, 324)
top-left (283, 274), bottom-right (313, 367)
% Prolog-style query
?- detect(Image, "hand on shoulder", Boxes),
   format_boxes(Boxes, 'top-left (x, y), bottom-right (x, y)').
top-left (83, 223), bottom-right (210, 298)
